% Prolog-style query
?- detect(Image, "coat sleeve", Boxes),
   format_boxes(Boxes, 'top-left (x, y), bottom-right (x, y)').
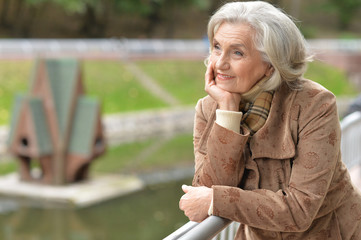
top-left (212, 89), bottom-right (341, 232)
top-left (192, 97), bottom-right (250, 188)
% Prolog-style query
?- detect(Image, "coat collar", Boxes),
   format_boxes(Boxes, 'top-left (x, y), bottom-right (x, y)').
top-left (250, 83), bottom-right (298, 160)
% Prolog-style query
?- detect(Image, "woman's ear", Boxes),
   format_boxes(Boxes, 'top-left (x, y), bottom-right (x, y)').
top-left (265, 65), bottom-right (274, 77)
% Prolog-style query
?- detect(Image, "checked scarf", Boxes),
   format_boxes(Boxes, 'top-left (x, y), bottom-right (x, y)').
top-left (240, 91), bottom-right (274, 136)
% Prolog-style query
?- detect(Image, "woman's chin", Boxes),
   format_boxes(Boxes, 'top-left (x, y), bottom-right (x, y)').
top-left (216, 84), bottom-right (245, 94)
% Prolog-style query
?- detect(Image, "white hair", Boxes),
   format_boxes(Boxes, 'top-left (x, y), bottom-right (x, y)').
top-left (207, 1), bottom-right (313, 91)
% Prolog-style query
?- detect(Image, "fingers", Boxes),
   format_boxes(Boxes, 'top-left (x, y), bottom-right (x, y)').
top-left (179, 195), bottom-right (184, 210)
top-left (182, 184), bottom-right (190, 193)
top-left (179, 185), bottom-right (189, 210)
top-left (205, 61), bottom-right (215, 87)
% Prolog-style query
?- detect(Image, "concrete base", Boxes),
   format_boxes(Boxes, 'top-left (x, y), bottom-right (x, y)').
top-left (0, 173), bottom-right (144, 208)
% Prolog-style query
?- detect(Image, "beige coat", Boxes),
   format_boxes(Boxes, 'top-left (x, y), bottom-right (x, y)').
top-left (192, 79), bottom-right (361, 239)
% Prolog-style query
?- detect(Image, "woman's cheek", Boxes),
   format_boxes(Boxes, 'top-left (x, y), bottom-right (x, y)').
top-left (209, 55), bottom-right (217, 65)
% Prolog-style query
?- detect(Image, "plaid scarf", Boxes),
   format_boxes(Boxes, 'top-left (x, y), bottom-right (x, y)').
top-left (240, 91), bottom-right (274, 136)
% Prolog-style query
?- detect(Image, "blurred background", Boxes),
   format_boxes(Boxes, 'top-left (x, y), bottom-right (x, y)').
top-left (0, 0), bottom-right (360, 239)
top-left (0, 0), bottom-right (360, 39)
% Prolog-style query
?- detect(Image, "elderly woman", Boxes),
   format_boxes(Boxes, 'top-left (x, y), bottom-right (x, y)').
top-left (179, 1), bottom-right (361, 239)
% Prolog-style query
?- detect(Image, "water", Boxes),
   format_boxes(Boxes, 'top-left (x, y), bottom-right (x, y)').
top-left (0, 179), bottom-right (192, 240)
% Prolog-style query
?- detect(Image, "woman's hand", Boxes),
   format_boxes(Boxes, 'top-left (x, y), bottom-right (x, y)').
top-left (179, 185), bottom-right (213, 222)
top-left (205, 62), bottom-right (241, 111)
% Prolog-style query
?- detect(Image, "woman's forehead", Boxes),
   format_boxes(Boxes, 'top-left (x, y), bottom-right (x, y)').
top-left (214, 22), bottom-right (254, 47)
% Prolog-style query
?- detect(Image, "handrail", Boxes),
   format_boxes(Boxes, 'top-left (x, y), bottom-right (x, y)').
top-left (340, 111), bottom-right (361, 170)
top-left (163, 221), bottom-right (200, 240)
top-left (341, 111), bottom-right (361, 131)
top-left (163, 216), bottom-right (231, 240)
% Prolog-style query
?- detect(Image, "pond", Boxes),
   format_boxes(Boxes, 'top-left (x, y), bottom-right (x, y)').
top-left (0, 178), bottom-right (192, 240)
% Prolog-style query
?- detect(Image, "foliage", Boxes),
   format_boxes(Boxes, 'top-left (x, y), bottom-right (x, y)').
top-left (48, 0), bottom-right (101, 13)
top-left (324, 0), bottom-right (361, 30)
top-left (0, 0), bottom-right (360, 38)
top-left (0, 0), bottom-right (213, 38)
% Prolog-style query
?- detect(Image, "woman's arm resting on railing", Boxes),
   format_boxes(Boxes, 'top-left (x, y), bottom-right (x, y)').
top-left (192, 98), bottom-right (249, 188)
top-left (179, 185), bottom-right (212, 222)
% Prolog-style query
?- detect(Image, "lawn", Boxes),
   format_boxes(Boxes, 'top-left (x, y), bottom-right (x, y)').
top-left (0, 60), bottom-right (32, 125)
top-left (0, 58), bottom-right (358, 176)
top-left (0, 59), bottom-right (171, 126)
top-left (83, 60), bottom-right (169, 113)
top-left (0, 58), bottom-right (356, 127)
top-left (135, 60), bottom-right (206, 105)
top-left (0, 133), bottom-right (194, 176)
top-left (304, 61), bottom-right (356, 96)
top-left (92, 134), bottom-right (194, 175)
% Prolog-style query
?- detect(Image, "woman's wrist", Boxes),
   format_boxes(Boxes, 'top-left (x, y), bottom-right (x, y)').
top-left (218, 101), bottom-right (239, 111)
top-left (216, 109), bottom-right (243, 133)
top-left (217, 93), bottom-right (242, 111)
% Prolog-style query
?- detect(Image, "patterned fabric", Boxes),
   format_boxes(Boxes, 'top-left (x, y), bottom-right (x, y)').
top-left (240, 91), bottom-right (274, 135)
top-left (192, 80), bottom-right (361, 240)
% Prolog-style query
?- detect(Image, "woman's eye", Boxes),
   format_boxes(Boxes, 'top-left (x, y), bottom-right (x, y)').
top-left (234, 51), bottom-right (243, 56)
top-left (213, 44), bottom-right (221, 50)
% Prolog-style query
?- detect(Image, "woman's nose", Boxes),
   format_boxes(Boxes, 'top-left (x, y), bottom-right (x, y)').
top-left (215, 54), bottom-right (230, 70)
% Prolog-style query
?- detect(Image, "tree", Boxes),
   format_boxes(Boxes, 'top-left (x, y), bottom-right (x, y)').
top-left (49, 0), bottom-right (110, 37)
top-left (0, 0), bottom-right (11, 27)
top-left (327, 0), bottom-right (361, 30)
top-left (115, 0), bottom-right (210, 38)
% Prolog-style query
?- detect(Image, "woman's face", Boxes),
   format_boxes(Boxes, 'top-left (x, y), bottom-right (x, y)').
top-left (210, 22), bottom-right (271, 94)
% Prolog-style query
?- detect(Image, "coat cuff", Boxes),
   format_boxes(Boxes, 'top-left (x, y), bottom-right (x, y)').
top-left (216, 109), bottom-right (243, 133)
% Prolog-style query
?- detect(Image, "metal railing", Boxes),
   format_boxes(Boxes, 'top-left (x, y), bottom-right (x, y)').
top-left (163, 216), bottom-right (233, 240)
top-left (164, 111), bottom-right (361, 240)
top-left (340, 111), bottom-right (361, 170)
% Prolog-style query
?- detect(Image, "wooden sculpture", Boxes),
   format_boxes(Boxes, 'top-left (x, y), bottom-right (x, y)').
top-left (7, 59), bottom-right (106, 185)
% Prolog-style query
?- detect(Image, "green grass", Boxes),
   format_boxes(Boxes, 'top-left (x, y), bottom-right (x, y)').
top-left (0, 58), bottom-right (358, 176)
top-left (83, 60), bottom-right (169, 113)
top-left (305, 60), bottom-right (358, 96)
top-left (0, 60), bottom-right (32, 125)
top-left (0, 60), bottom-right (170, 126)
top-left (0, 59), bottom-right (355, 127)
top-left (138, 134), bottom-right (194, 169)
top-left (0, 134), bottom-right (195, 176)
top-left (136, 59), bottom-right (358, 100)
top-left (91, 134), bottom-right (194, 175)
top-left (136, 60), bottom-right (207, 105)
top-left (91, 139), bottom-right (154, 174)
top-left (0, 161), bottom-right (17, 175)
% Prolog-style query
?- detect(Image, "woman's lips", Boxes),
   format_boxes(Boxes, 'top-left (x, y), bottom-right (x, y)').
top-left (217, 73), bottom-right (234, 80)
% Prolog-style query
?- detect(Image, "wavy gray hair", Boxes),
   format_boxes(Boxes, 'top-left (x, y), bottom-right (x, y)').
top-left (207, 1), bottom-right (313, 91)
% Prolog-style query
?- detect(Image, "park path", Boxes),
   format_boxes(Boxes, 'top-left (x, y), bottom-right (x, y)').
top-left (121, 59), bottom-right (181, 106)
top-left (118, 59), bottom-right (187, 171)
